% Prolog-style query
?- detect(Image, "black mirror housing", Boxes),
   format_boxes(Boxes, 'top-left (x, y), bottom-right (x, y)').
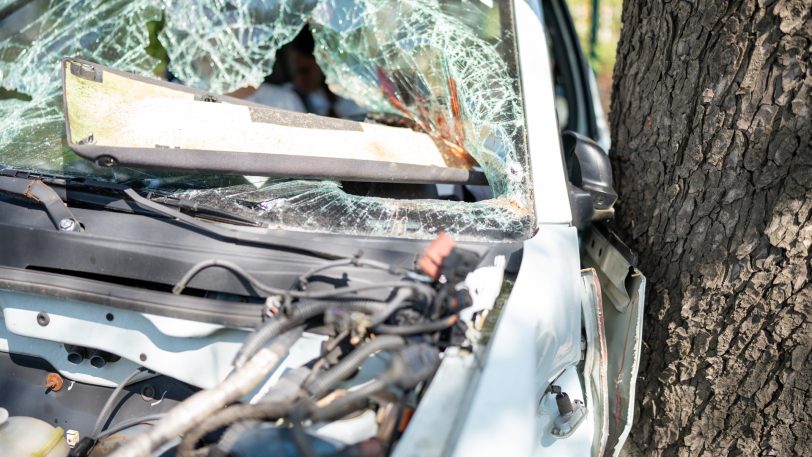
top-left (562, 131), bottom-right (617, 228)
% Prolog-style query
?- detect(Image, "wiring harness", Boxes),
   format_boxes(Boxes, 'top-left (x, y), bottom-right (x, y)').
top-left (103, 233), bottom-right (480, 457)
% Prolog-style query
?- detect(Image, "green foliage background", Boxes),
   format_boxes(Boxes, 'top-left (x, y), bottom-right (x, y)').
top-left (565, 0), bottom-right (622, 113)
top-left (564, 0), bottom-right (622, 78)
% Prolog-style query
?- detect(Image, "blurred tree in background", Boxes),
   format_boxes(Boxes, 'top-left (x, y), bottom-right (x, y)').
top-left (565, 0), bottom-right (622, 114)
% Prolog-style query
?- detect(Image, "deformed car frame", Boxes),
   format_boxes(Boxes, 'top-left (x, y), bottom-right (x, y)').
top-left (0, 1), bottom-right (644, 456)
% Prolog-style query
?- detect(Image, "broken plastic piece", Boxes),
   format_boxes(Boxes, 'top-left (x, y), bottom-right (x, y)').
top-left (62, 58), bottom-right (485, 185)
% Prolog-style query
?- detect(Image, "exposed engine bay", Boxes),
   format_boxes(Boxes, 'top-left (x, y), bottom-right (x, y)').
top-left (0, 190), bottom-right (511, 457)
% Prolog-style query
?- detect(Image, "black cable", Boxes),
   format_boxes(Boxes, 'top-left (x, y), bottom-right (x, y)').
top-left (310, 379), bottom-right (391, 422)
top-left (91, 367), bottom-right (147, 437)
top-left (291, 402), bottom-right (319, 457)
top-left (232, 300), bottom-right (387, 368)
top-left (293, 366), bottom-right (405, 457)
top-left (294, 257), bottom-right (410, 290)
top-left (173, 259), bottom-right (434, 300)
top-left (374, 315), bottom-right (458, 335)
top-left (177, 327), bottom-right (304, 456)
top-left (367, 288), bottom-right (414, 326)
top-left (214, 420), bottom-right (259, 456)
top-left (231, 269), bottom-right (431, 368)
top-left (187, 343), bottom-right (434, 457)
top-left (176, 401), bottom-right (293, 457)
top-left (297, 281), bottom-right (434, 300)
top-left (237, 301), bottom-right (334, 365)
top-left (176, 259), bottom-right (435, 369)
top-left (304, 335), bottom-right (405, 399)
top-left (172, 259), bottom-right (286, 296)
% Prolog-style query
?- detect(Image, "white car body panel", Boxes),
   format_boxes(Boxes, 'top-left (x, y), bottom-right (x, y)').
top-left (450, 224), bottom-right (584, 456)
top-left (0, 291), bottom-right (246, 388)
top-left (395, 225), bottom-right (589, 456)
top-left (517, 0), bottom-right (573, 226)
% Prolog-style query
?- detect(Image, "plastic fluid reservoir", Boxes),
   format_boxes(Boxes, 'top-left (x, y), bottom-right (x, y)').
top-left (0, 407), bottom-right (69, 457)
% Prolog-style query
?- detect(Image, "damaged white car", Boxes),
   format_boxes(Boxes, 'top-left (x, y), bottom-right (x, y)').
top-left (0, 0), bottom-right (644, 456)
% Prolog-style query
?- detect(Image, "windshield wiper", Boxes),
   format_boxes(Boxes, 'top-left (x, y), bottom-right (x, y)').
top-left (0, 169), bottom-right (257, 227)
top-left (0, 169), bottom-right (342, 260)
top-left (0, 172), bottom-right (83, 232)
top-left (146, 195), bottom-right (259, 227)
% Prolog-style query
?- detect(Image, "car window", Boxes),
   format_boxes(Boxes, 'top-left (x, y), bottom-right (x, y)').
top-left (542, 0), bottom-right (597, 138)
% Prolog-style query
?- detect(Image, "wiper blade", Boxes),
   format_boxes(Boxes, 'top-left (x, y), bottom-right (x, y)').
top-left (0, 169), bottom-right (342, 260)
top-left (118, 187), bottom-right (342, 259)
top-left (147, 195), bottom-right (260, 227)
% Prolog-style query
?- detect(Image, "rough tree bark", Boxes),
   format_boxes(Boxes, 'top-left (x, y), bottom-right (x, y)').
top-left (609, 1), bottom-right (811, 456)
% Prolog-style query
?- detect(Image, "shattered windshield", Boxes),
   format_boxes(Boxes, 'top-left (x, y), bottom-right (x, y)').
top-left (0, 0), bottom-right (533, 241)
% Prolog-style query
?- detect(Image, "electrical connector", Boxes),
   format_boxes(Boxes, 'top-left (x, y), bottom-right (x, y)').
top-left (418, 232), bottom-right (456, 280)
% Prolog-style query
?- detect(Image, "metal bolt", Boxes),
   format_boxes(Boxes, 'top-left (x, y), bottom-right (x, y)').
top-left (96, 155), bottom-right (116, 167)
top-left (45, 373), bottom-right (64, 392)
top-left (58, 218), bottom-right (76, 231)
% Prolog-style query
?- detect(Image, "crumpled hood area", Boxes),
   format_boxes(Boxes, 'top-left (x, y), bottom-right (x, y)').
top-left (0, 0), bottom-right (534, 240)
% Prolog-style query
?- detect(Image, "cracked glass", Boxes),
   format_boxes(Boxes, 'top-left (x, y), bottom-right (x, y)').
top-left (0, 0), bottom-right (534, 241)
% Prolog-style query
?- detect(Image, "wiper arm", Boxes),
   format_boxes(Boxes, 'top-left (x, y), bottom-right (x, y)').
top-left (0, 169), bottom-right (342, 260)
top-left (146, 195), bottom-right (259, 227)
top-left (0, 173), bottom-right (82, 232)
top-left (0, 169), bottom-right (257, 227)
top-left (118, 188), bottom-right (339, 259)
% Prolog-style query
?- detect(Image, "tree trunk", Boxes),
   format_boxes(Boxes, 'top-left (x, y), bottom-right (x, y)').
top-left (609, 1), bottom-right (811, 456)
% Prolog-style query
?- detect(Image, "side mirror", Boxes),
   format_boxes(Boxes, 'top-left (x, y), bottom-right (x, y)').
top-left (562, 131), bottom-right (617, 229)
